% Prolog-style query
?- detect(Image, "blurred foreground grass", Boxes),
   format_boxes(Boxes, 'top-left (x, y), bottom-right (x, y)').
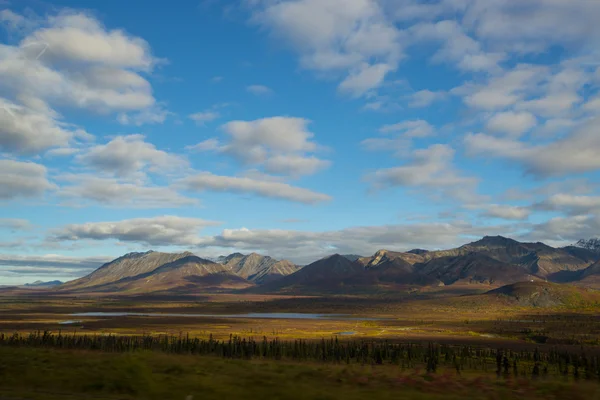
top-left (0, 347), bottom-right (599, 399)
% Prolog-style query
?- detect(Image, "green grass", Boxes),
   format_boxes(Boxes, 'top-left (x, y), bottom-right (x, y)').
top-left (0, 347), bottom-right (599, 399)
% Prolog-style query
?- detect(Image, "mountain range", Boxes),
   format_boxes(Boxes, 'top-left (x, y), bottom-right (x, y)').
top-left (57, 236), bottom-right (600, 295)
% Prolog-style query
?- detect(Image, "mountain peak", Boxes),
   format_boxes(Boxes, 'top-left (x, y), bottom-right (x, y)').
top-left (575, 238), bottom-right (600, 252)
top-left (468, 235), bottom-right (519, 247)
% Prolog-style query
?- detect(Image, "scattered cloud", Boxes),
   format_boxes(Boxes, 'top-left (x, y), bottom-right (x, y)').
top-left (0, 159), bottom-right (56, 200)
top-left (0, 97), bottom-right (88, 155)
top-left (76, 134), bottom-right (189, 177)
top-left (189, 110), bottom-right (220, 125)
top-left (409, 90), bottom-right (445, 108)
top-left (379, 119), bottom-right (434, 137)
top-left (58, 175), bottom-right (199, 208)
top-left (218, 116), bottom-right (329, 177)
top-left (0, 10), bottom-right (162, 131)
top-left (366, 144), bottom-right (479, 203)
top-left (535, 194), bottom-right (600, 216)
top-left (179, 172), bottom-right (332, 204)
top-left (246, 84), bottom-right (273, 95)
top-left (0, 218), bottom-right (32, 231)
top-left (50, 216), bottom-right (220, 246)
top-left (486, 111), bottom-right (537, 137)
top-left (465, 118), bottom-right (600, 177)
top-left (249, 0), bottom-right (403, 96)
top-left (481, 204), bottom-right (530, 221)
top-left (185, 138), bottom-right (221, 152)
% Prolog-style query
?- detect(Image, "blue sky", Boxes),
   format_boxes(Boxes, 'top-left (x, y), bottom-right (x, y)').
top-left (1, 0), bottom-right (600, 284)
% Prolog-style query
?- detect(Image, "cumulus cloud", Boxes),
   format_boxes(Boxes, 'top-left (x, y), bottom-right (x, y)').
top-left (0, 159), bottom-right (56, 200)
top-left (218, 117), bottom-right (329, 177)
top-left (486, 111), bottom-right (537, 136)
top-left (0, 98), bottom-right (88, 155)
top-left (409, 89), bottom-right (445, 108)
top-left (0, 10), bottom-right (161, 134)
top-left (366, 144), bottom-right (479, 202)
top-left (179, 172), bottom-right (332, 204)
top-left (50, 216), bottom-right (220, 246)
top-left (77, 135), bottom-right (188, 177)
top-left (409, 19), bottom-right (503, 72)
top-left (249, 0), bottom-right (402, 96)
top-left (465, 118), bottom-right (600, 177)
top-left (454, 65), bottom-right (548, 111)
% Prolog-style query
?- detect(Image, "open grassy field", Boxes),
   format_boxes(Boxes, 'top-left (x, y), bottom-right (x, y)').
top-left (1, 346), bottom-right (600, 400)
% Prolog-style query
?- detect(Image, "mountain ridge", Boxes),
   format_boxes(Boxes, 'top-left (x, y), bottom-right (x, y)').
top-left (58, 235), bottom-right (600, 294)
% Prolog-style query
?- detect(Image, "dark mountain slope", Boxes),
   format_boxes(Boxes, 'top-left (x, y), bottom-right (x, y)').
top-left (259, 254), bottom-right (364, 293)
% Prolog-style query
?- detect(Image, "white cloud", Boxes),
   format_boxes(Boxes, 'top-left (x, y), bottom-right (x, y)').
top-left (117, 106), bottom-right (171, 126)
top-left (264, 154), bottom-right (331, 177)
top-left (0, 10), bottom-right (161, 127)
top-left (338, 63), bottom-right (392, 97)
top-left (219, 117), bottom-right (329, 177)
top-left (409, 19), bottom-right (503, 72)
top-left (363, 120), bottom-right (434, 156)
top-left (185, 138), bottom-right (221, 152)
top-left (51, 216), bottom-right (220, 246)
top-left (486, 111), bottom-right (537, 136)
top-left (0, 218), bottom-right (32, 231)
top-left (455, 64), bottom-right (548, 111)
top-left (583, 97), bottom-right (600, 112)
top-left (179, 172), bottom-right (332, 204)
top-left (0, 159), bottom-right (55, 200)
top-left (0, 97), bottom-right (77, 154)
top-left (409, 89), bottom-right (445, 108)
top-left (25, 12), bottom-right (155, 69)
top-left (77, 135), bottom-right (188, 177)
top-left (465, 117), bottom-right (600, 177)
top-left (460, 0), bottom-right (600, 54)
top-left (189, 110), bottom-right (220, 125)
top-left (58, 175), bottom-right (199, 208)
top-left (536, 194), bottom-right (600, 216)
top-left (246, 84), bottom-right (273, 95)
top-left (481, 204), bottom-right (530, 221)
top-left (180, 172), bottom-right (331, 204)
top-left (250, 0), bottom-right (402, 96)
top-left (379, 119), bottom-right (434, 137)
top-left (367, 144), bottom-right (479, 202)
top-left (528, 214), bottom-right (600, 246)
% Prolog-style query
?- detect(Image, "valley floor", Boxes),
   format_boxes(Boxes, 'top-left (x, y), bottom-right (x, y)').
top-left (2, 288), bottom-right (600, 398)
